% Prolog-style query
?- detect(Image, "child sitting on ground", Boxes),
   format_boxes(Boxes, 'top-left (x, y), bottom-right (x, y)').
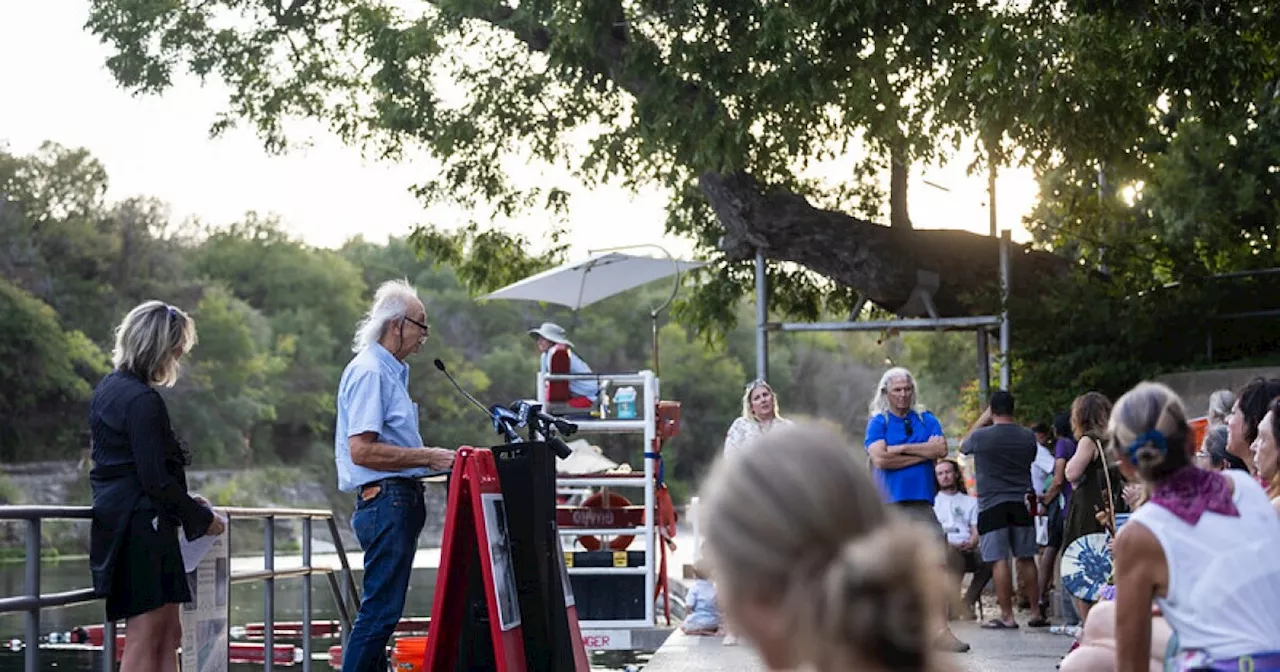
top-left (680, 559), bottom-right (721, 635)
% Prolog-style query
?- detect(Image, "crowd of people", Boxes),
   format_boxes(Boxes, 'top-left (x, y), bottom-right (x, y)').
top-left (83, 281), bottom-right (1280, 672)
top-left (695, 367), bottom-right (1280, 672)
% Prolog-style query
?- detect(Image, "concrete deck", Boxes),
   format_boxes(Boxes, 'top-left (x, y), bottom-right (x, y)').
top-left (643, 620), bottom-right (1070, 672)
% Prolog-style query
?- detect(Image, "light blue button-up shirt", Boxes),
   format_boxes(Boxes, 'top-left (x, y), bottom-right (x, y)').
top-left (334, 343), bottom-right (431, 492)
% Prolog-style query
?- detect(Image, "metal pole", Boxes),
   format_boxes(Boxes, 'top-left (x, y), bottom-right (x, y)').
top-left (264, 517), bottom-right (275, 672)
top-left (976, 330), bottom-right (991, 403)
top-left (754, 249), bottom-right (769, 381)
top-left (24, 519), bottom-right (40, 672)
top-left (651, 311), bottom-right (660, 377)
top-left (340, 569), bottom-right (352, 649)
top-left (102, 620), bottom-right (116, 672)
top-left (999, 230), bottom-right (1012, 389)
top-left (302, 518), bottom-right (313, 672)
top-left (988, 158), bottom-right (999, 238)
top-left (642, 371), bottom-right (657, 627)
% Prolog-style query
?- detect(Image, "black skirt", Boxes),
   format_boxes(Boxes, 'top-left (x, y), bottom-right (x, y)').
top-left (104, 510), bottom-right (192, 621)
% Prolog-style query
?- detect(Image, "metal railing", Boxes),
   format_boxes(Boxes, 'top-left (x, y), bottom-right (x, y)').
top-left (0, 505), bottom-right (361, 672)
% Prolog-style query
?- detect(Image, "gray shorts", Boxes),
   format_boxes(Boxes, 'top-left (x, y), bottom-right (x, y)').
top-left (977, 500), bottom-right (1037, 562)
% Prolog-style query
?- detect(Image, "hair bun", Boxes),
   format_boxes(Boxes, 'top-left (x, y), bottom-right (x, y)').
top-left (802, 522), bottom-right (941, 672)
top-left (1133, 443), bottom-right (1166, 470)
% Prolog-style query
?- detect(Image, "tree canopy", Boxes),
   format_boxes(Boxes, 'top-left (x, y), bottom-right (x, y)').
top-left (81, 1), bottom-right (1280, 335)
top-left (50, 0), bottom-right (1280, 431)
top-left (1, 142), bottom-right (986, 496)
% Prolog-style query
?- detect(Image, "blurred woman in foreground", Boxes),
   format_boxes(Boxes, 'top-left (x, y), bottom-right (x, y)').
top-left (699, 423), bottom-right (949, 672)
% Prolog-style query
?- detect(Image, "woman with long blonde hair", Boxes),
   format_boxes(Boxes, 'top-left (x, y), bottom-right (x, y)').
top-left (701, 423), bottom-right (950, 672)
top-left (723, 379), bottom-right (793, 460)
top-left (89, 301), bottom-right (224, 672)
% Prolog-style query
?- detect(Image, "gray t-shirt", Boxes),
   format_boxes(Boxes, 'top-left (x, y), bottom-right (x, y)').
top-left (962, 423), bottom-right (1037, 511)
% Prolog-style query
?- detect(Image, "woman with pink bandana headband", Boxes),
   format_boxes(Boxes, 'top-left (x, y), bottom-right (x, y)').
top-left (1067, 382), bottom-right (1280, 672)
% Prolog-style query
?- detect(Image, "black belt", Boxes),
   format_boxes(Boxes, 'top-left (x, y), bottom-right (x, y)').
top-left (357, 476), bottom-right (424, 495)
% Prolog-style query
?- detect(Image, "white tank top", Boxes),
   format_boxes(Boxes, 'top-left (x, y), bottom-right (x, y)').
top-left (1128, 470), bottom-right (1280, 658)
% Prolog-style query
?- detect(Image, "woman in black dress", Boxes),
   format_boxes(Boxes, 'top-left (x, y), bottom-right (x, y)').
top-left (1061, 391), bottom-right (1127, 623)
top-left (89, 301), bottom-right (224, 671)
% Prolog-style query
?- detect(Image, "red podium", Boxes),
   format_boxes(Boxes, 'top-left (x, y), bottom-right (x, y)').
top-left (422, 445), bottom-right (590, 672)
top-left (423, 447), bottom-right (527, 671)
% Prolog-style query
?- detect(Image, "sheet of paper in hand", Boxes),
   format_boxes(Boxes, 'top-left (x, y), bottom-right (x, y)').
top-left (180, 513), bottom-right (228, 573)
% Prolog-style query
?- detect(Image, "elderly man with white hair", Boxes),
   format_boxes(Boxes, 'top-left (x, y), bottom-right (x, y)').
top-left (864, 366), bottom-right (970, 653)
top-left (334, 279), bottom-right (455, 672)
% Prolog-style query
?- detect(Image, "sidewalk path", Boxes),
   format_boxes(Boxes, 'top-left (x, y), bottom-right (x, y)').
top-left (643, 621), bottom-right (1070, 671)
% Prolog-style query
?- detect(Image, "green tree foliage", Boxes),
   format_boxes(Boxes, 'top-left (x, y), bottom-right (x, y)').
top-left (166, 285), bottom-right (285, 465)
top-left (0, 278), bottom-right (109, 460)
top-left (79, 0), bottom-right (1037, 334)
top-left (77, 0), bottom-right (1280, 427)
top-left (1, 141), bottom-right (978, 494)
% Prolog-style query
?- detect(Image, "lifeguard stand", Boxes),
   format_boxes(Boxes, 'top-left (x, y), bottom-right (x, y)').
top-left (538, 369), bottom-right (681, 653)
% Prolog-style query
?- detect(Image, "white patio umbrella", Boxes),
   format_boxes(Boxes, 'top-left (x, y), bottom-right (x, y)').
top-left (482, 251), bottom-right (705, 309)
top-left (481, 245), bottom-right (706, 374)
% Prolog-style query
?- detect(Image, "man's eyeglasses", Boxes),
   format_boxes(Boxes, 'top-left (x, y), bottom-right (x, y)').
top-left (404, 315), bottom-right (430, 338)
top-left (903, 415), bottom-right (914, 437)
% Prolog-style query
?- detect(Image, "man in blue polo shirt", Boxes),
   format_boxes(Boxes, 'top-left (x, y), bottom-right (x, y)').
top-left (335, 279), bottom-right (456, 672)
top-left (865, 366), bottom-right (969, 653)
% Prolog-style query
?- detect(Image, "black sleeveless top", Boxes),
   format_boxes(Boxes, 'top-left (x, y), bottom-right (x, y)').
top-left (1062, 435), bottom-right (1128, 549)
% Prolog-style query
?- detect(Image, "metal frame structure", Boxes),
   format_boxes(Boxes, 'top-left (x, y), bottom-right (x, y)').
top-left (537, 369), bottom-right (659, 631)
top-left (755, 230), bottom-right (1014, 399)
top-left (0, 505), bottom-right (361, 672)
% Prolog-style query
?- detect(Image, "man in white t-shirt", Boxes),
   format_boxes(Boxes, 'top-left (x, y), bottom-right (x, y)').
top-left (933, 459), bottom-right (991, 618)
top-left (1030, 424), bottom-right (1058, 502)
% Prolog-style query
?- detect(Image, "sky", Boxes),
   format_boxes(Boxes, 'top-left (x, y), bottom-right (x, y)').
top-left (1, 1), bottom-right (1042, 262)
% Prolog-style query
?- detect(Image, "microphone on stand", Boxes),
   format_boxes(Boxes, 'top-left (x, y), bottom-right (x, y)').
top-left (433, 358), bottom-right (572, 459)
top-left (433, 358), bottom-right (492, 419)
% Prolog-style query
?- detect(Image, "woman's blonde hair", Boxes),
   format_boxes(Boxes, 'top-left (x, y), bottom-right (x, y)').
top-left (741, 379), bottom-right (783, 422)
top-left (111, 300), bottom-right (197, 387)
top-left (1107, 382), bottom-right (1192, 482)
top-left (699, 423), bottom-right (945, 672)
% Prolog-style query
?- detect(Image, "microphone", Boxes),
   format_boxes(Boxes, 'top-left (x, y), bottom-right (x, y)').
top-left (507, 401), bottom-right (573, 459)
top-left (510, 400), bottom-right (577, 437)
top-left (489, 405), bottom-right (526, 440)
top-left (434, 358), bottom-right (572, 459)
top-left (433, 359), bottom-right (491, 419)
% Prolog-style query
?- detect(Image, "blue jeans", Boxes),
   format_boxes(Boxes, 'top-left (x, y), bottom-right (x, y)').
top-left (343, 480), bottom-right (426, 672)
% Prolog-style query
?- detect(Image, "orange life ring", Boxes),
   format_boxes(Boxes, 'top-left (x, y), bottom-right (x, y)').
top-left (577, 491), bottom-right (635, 551)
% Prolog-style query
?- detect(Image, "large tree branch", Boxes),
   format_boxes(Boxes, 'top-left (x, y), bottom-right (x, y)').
top-left (701, 171), bottom-right (1077, 317)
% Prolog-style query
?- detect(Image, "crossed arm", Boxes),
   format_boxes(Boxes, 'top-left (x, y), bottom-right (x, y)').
top-left (867, 434), bottom-right (948, 470)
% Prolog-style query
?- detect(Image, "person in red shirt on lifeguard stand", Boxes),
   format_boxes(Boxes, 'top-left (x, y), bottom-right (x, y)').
top-left (529, 323), bottom-right (600, 414)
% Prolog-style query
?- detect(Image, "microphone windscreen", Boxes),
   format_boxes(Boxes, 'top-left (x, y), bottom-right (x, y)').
top-left (433, 359), bottom-right (447, 372)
